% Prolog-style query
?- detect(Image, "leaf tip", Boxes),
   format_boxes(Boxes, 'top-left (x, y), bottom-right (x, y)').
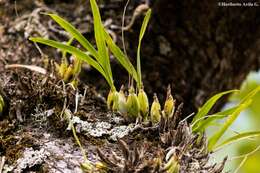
top-left (39, 12), bottom-right (52, 16)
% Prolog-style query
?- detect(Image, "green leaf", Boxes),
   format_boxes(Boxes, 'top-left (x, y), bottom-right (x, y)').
top-left (89, 0), bottom-right (113, 83)
top-left (103, 30), bottom-right (138, 82)
top-left (47, 14), bottom-right (99, 59)
top-left (240, 85), bottom-right (260, 104)
top-left (208, 99), bottom-right (252, 151)
top-left (29, 37), bottom-right (113, 88)
top-left (215, 131), bottom-right (260, 150)
top-left (192, 90), bottom-right (239, 125)
top-left (139, 9), bottom-right (152, 42)
top-left (193, 115), bottom-right (226, 133)
top-left (192, 106), bottom-right (238, 133)
top-left (137, 9), bottom-right (151, 89)
top-left (46, 13), bottom-right (115, 89)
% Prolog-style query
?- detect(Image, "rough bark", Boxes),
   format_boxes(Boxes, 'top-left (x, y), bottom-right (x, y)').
top-left (140, 0), bottom-right (260, 116)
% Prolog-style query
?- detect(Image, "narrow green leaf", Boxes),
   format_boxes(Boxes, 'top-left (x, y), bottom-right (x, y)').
top-left (193, 115), bottom-right (226, 133)
top-left (139, 9), bottom-right (152, 42)
top-left (89, 0), bottom-right (113, 82)
top-left (29, 37), bottom-right (113, 88)
top-left (240, 85), bottom-right (260, 104)
top-left (208, 99), bottom-right (252, 151)
top-left (104, 30), bottom-right (138, 82)
top-left (47, 14), bottom-right (100, 62)
top-left (192, 90), bottom-right (239, 124)
top-left (137, 9), bottom-right (151, 89)
top-left (192, 106), bottom-right (238, 133)
top-left (215, 131), bottom-right (260, 150)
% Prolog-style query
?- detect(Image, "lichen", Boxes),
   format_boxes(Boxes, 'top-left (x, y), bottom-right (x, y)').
top-left (3, 133), bottom-right (96, 173)
top-left (13, 148), bottom-right (48, 173)
top-left (68, 116), bottom-right (137, 141)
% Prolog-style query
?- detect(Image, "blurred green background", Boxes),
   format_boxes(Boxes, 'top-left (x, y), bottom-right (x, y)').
top-left (208, 70), bottom-right (260, 173)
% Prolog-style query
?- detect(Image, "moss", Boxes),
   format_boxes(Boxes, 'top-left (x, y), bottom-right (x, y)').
top-left (0, 132), bottom-right (38, 164)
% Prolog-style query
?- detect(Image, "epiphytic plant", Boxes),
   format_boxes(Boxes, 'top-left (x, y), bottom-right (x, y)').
top-left (30, 0), bottom-right (176, 124)
top-left (191, 86), bottom-right (260, 151)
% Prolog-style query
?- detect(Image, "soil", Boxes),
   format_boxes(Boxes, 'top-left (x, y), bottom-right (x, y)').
top-left (0, 0), bottom-right (226, 172)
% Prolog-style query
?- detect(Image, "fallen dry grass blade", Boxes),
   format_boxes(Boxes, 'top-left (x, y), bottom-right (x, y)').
top-left (5, 64), bottom-right (47, 74)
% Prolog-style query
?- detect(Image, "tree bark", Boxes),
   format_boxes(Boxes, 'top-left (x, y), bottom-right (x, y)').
top-left (140, 0), bottom-right (260, 116)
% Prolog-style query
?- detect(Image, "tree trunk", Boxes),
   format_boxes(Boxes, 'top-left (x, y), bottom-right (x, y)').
top-left (141, 0), bottom-right (260, 116)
